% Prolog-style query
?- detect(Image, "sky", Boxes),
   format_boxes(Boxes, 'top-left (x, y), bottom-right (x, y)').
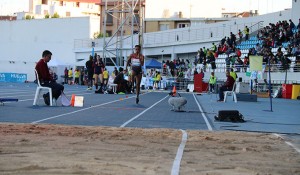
top-left (0, 0), bottom-right (293, 17)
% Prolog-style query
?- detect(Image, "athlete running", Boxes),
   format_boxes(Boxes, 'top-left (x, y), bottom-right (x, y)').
top-left (126, 45), bottom-right (144, 104)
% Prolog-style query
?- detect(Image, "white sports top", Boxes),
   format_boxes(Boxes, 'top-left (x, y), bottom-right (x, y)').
top-left (131, 57), bottom-right (141, 66)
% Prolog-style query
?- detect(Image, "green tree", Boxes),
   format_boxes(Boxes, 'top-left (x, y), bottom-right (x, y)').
top-left (51, 12), bottom-right (60, 18)
top-left (93, 32), bottom-right (109, 39)
top-left (45, 14), bottom-right (50, 18)
top-left (25, 15), bottom-right (32, 20)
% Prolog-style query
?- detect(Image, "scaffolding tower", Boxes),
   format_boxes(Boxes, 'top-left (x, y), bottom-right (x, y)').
top-left (102, 0), bottom-right (144, 67)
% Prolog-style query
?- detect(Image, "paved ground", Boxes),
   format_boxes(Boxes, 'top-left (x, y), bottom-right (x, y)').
top-left (1, 82), bottom-right (300, 153)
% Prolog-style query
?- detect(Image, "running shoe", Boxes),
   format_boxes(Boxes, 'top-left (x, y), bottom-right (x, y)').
top-left (136, 97), bottom-right (139, 104)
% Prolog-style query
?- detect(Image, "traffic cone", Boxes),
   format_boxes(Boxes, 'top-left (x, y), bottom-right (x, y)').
top-left (172, 86), bottom-right (176, 97)
top-left (70, 94), bottom-right (75, 107)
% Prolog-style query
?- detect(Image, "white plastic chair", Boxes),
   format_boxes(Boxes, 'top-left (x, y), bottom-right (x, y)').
top-left (107, 77), bottom-right (117, 93)
top-left (223, 82), bottom-right (237, 103)
top-left (33, 69), bottom-right (54, 106)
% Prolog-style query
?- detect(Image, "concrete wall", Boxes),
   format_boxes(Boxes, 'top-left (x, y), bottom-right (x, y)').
top-left (292, 0), bottom-right (300, 23)
top-left (0, 16), bottom-right (100, 81)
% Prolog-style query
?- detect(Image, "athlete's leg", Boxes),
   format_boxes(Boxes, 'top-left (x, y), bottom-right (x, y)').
top-left (94, 74), bottom-right (99, 90)
top-left (130, 71), bottom-right (136, 93)
top-left (99, 73), bottom-right (103, 91)
top-left (135, 73), bottom-right (142, 104)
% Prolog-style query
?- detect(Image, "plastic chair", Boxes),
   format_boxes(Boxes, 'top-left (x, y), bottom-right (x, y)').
top-left (223, 82), bottom-right (237, 103)
top-left (33, 69), bottom-right (54, 106)
top-left (110, 84), bottom-right (117, 93)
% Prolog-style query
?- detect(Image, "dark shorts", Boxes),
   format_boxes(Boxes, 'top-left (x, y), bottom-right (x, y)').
top-left (94, 69), bottom-right (102, 75)
top-left (132, 66), bottom-right (142, 75)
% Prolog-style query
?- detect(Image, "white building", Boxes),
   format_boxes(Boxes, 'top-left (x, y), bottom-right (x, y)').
top-left (28, 0), bottom-right (100, 19)
top-left (0, 16), bottom-right (100, 81)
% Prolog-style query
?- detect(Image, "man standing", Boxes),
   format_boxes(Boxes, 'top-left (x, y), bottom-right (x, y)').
top-left (217, 70), bottom-right (235, 102)
top-left (86, 55), bottom-right (94, 90)
top-left (35, 50), bottom-right (64, 105)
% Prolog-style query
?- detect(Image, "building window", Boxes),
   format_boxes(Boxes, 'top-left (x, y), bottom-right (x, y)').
top-left (106, 12), bottom-right (113, 25)
top-left (134, 10), bottom-right (139, 25)
top-left (106, 30), bottom-right (112, 37)
top-left (160, 24), bottom-right (169, 31)
top-left (42, 0), bottom-right (48, 5)
top-left (177, 23), bottom-right (189, 28)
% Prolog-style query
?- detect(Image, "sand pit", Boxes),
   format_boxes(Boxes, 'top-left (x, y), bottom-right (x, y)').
top-left (0, 123), bottom-right (299, 175)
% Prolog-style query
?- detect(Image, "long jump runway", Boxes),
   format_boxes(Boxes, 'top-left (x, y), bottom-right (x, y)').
top-left (0, 83), bottom-right (211, 131)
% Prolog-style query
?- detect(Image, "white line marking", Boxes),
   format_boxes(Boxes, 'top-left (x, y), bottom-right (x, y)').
top-left (31, 92), bottom-right (150, 124)
top-left (286, 141), bottom-right (300, 154)
top-left (31, 97), bottom-right (135, 124)
top-left (120, 95), bottom-right (168, 127)
top-left (193, 94), bottom-right (213, 131)
top-left (171, 129), bottom-right (188, 175)
top-left (273, 134), bottom-right (300, 154)
top-left (4, 92), bottom-right (93, 103)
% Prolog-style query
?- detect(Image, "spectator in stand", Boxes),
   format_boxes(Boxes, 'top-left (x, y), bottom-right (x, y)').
top-left (230, 32), bottom-right (236, 46)
top-left (199, 48), bottom-right (205, 64)
top-left (217, 70), bottom-right (235, 102)
top-left (221, 37), bottom-right (226, 45)
top-left (255, 43), bottom-right (262, 55)
top-left (193, 68), bottom-right (198, 75)
top-left (234, 57), bottom-right (244, 72)
top-left (293, 45), bottom-right (300, 56)
top-left (211, 43), bottom-right (217, 53)
top-left (207, 50), bottom-right (216, 72)
top-left (244, 26), bottom-right (250, 41)
top-left (238, 29), bottom-right (243, 41)
top-left (199, 69), bottom-right (204, 79)
top-left (243, 55), bottom-right (250, 72)
top-left (236, 48), bottom-right (241, 58)
top-left (289, 19), bottom-right (296, 29)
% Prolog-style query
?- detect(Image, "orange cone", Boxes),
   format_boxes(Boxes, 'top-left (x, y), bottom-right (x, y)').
top-left (172, 86), bottom-right (176, 97)
top-left (70, 94), bottom-right (75, 107)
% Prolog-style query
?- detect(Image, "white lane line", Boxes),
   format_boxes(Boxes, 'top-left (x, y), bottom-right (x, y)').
top-left (273, 134), bottom-right (300, 154)
top-left (286, 141), bottom-right (300, 154)
top-left (4, 92), bottom-right (94, 103)
top-left (0, 89), bottom-right (93, 97)
top-left (120, 95), bottom-right (168, 127)
top-left (193, 94), bottom-right (213, 131)
top-left (31, 92), bottom-right (150, 124)
top-left (31, 96), bottom-right (136, 124)
top-left (171, 129), bottom-right (188, 175)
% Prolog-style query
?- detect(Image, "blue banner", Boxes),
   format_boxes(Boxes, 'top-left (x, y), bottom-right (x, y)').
top-left (0, 73), bottom-right (27, 83)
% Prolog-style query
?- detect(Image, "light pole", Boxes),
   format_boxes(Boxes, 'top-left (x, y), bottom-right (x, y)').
top-left (161, 50), bottom-right (164, 73)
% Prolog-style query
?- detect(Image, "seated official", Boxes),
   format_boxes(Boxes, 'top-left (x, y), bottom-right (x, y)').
top-left (35, 50), bottom-right (64, 105)
top-left (113, 67), bottom-right (131, 94)
top-left (217, 70), bottom-right (235, 102)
